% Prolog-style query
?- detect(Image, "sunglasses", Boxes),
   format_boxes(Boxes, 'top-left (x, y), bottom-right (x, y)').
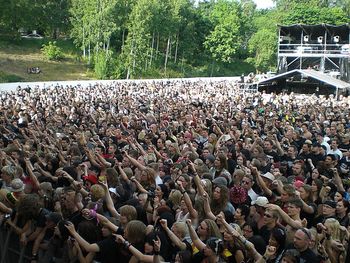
top-left (300, 228), bottom-right (311, 240)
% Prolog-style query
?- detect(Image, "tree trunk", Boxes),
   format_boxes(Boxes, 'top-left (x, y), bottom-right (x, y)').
top-left (122, 28), bottom-right (125, 47)
top-left (88, 42), bottom-right (91, 65)
top-left (174, 33), bottom-right (179, 63)
top-left (156, 32), bottom-right (160, 59)
top-left (83, 25), bottom-right (86, 58)
top-left (164, 36), bottom-right (171, 73)
top-left (149, 32), bottom-right (155, 67)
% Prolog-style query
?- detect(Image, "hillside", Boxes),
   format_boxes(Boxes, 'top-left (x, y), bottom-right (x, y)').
top-left (0, 37), bottom-right (93, 82)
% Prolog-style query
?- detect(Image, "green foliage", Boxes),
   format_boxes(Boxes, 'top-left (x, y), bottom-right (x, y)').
top-left (1, 0), bottom-right (350, 79)
top-left (94, 50), bottom-right (114, 79)
top-left (247, 29), bottom-right (277, 72)
top-left (41, 41), bottom-right (63, 60)
top-left (204, 0), bottom-right (242, 63)
top-left (282, 4), bottom-right (349, 25)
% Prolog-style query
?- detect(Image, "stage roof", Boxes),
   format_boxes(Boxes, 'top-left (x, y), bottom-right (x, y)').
top-left (257, 69), bottom-right (350, 89)
top-left (278, 24), bottom-right (350, 40)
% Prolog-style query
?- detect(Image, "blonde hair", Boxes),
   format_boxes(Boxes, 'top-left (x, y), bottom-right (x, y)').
top-left (204, 219), bottom-right (222, 239)
top-left (168, 189), bottom-right (182, 209)
top-left (119, 205), bottom-right (138, 222)
top-left (172, 222), bottom-right (188, 239)
top-left (324, 218), bottom-right (341, 241)
top-left (90, 184), bottom-right (105, 201)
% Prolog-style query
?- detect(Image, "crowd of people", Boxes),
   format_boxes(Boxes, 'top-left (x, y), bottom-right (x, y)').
top-left (0, 79), bottom-right (349, 263)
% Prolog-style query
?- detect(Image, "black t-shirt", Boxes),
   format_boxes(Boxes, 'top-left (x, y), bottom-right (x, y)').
top-left (96, 236), bottom-right (120, 263)
top-left (300, 202), bottom-right (317, 229)
top-left (66, 210), bottom-right (83, 228)
top-left (286, 245), bottom-right (321, 263)
top-left (264, 150), bottom-right (280, 163)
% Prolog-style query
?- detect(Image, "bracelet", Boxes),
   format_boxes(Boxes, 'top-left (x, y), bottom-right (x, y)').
top-left (262, 255), bottom-right (268, 261)
top-left (124, 240), bottom-right (131, 249)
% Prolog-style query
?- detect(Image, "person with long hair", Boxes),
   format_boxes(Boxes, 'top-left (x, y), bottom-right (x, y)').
top-left (210, 185), bottom-right (233, 216)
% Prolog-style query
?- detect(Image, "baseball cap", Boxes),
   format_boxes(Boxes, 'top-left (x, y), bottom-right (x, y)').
top-left (212, 177), bottom-right (228, 187)
top-left (83, 175), bottom-right (98, 185)
top-left (251, 196), bottom-right (269, 207)
top-left (323, 200), bottom-right (336, 209)
top-left (10, 179), bottom-right (24, 192)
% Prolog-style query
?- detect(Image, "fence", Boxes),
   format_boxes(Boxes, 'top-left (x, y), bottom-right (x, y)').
top-left (0, 226), bottom-right (32, 263)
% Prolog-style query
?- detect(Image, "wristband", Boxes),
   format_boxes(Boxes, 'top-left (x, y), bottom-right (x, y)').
top-left (181, 190), bottom-right (186, 195)
top-left (124, 240), bottom-right (131, 249)
top-left (31, 254), bottom-right (38, 260)
top-left (262, 255), bottom-right (268, 261)
top-left (154, 251), bottom-right (160, 255)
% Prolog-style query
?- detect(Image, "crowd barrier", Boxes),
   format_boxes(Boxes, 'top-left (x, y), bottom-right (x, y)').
top-left (0, 76), bottom-right (241, 92)
top-left (0, 226), bottom-right (32, 263)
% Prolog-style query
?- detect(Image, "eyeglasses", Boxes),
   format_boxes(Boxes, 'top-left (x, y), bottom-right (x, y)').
top-left (241, 180), bottom-right (250, 185)
top-left (300, 228), bottom-right (311, 240)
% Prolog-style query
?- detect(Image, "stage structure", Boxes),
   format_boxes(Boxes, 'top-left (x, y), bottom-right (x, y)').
top-left (278, 24), bottom-right (350, 82)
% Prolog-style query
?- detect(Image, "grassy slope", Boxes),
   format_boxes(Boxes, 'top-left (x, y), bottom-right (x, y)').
top-left (0, 37), bottom-right (93, 82)
top-left (0, 36), bottom-right (255, 82)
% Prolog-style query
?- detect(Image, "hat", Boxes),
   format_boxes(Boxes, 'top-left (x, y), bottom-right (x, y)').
top-left (261, 172), bottom-right (275, 181)
top-left (109, 188), bottom-right (120, 198)
top-left (10, 179), bottom-right (24, 192)
top-left (323, 200), bottom-right (336, 209)
top-left (83, 175), bottom-right (98, 185)
top-left (251, 196), bottom-right (269, 207)
top-left (45, 212), bottom-right (62, 224)
top-left (222, 134), bottom-right (232, 143)
top-left (206, 154), bottom-right (215, 163)
top-left (212, 177), bottom-right (228, 187)
top-left (294, 180), bottom-right (304, 189)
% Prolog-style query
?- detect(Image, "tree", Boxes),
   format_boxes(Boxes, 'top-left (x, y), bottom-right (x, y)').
top-left (204, 0), bottom-right (242, 63)
top-left (247, 28), bottom-right (277, 72)
top-left (119, 0), bottom-right (154, 78)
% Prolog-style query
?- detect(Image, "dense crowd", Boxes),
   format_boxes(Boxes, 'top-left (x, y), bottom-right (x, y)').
top-left (0, 80), bottom-right (349, 263)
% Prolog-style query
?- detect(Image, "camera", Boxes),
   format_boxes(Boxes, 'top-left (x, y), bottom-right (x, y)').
top-left (147, 191), bottom-right (155, 199)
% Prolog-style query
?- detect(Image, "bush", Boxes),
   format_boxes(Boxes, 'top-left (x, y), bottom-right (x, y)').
top-left (94, 50), bottom-right (114, 79)
top-left (41, 41), bottom-right (63, 60)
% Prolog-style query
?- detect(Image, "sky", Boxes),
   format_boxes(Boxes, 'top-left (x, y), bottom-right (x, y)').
top-left (253, 0), bottom-right (275, 9)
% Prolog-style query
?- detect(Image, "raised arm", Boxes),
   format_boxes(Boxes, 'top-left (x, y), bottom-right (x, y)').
top-left (125, 152), bottom-right (147, 171)
top-left (186, 219), bottom-right (206, 251)
top-left (115, 234), bottom-right (155, 263)
top-left (266, 204), bottom-right (303, 229)
top-left (189, 162), bottom-right (206, 196)
top-left (98, 181), bottom-right (120, 218)
top-left (65, 221), bottom-right (100, 253)
top-left (203, 193), bottom-right (216, 220)
top-left (159, 219), bottom-right (187, 250)
top-left (177, 181), bottom-right (198, 220)
top-left (252, 167), bottom-right (273, 197)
